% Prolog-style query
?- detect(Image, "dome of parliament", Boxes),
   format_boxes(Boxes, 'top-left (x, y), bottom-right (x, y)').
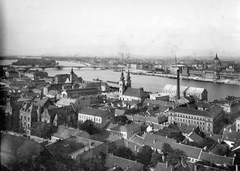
top-left (213, 54), bottom-right (221, 66)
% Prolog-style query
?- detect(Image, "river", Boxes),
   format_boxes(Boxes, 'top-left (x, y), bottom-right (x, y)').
top-left (2, 60), bottom-right (240, 101)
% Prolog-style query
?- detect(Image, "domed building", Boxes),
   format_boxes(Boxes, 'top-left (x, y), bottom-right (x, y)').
top-left (212, 53), bottom-right (221, 71)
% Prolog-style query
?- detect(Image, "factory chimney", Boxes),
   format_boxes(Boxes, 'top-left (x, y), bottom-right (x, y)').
top-left (176, 69), bottom-right (180, 100)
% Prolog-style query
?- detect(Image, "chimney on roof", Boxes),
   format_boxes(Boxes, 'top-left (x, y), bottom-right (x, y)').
top-left (176, 69), bottom-right (180, 100)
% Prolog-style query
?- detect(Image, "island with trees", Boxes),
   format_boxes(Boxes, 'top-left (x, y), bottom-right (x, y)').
top-left (12, 58), bottom-right (57, 67)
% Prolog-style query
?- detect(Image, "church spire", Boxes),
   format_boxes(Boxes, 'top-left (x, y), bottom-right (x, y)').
top-left (120, 69), bottom-right (124, 81)
top-left (126, 69), bottom-right (131, 88)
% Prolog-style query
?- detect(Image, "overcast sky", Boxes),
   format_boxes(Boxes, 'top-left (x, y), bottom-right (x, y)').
top-left (1, 0), bottom-right (240, 58)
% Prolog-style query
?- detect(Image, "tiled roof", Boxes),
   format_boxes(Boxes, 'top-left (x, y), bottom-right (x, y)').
top-left (129, 134), bottom-right (144, 145)
top-left (78, 107), bottom-right (109, 117)
top-left (110, 123), bottom-right (140, 132)
top-left (115, 109), bottom-right (126, 116)
top-left (186, 87), bottom-right (206, 94)
top-left (199, 152), bottom-right (234, 165)
top-left (172, 142), bottom-right (202, 159)
top-left (188, 132), bottom-right (203, 143)
top-left (52, 126), bottom-right (90, 139)
top-left (169, 107), bottom-right (211, 117)
top-left (154, 162), bottom-right (172, 171)
top-left (56, 98), bottom-right (76, 106)
top-left (1, 133), bottom-right (44, 168)
top-left (123, 87), bottom-right (148, 98)
top-left (195, 102), bottom-right (214, 109)
top-left (46, 136), bottom-right (102, 157)
top-left (222, 131), bottom-right (240, 142)
top-left (143, 133), bottom-right (175, 150)
top-left (208, 105), bottom-right (223, 118)
top-left (105, 155), bottom-right (144, 171)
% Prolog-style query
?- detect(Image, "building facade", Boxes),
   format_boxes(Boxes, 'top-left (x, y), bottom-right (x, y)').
top-left (78, 107), bottom-right (111, 128)
top-left (168, 106), bottom-right (224, 134)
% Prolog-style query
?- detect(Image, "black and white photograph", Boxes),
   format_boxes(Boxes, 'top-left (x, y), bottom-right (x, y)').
top-left (1, 0), bottom-right (240, 170)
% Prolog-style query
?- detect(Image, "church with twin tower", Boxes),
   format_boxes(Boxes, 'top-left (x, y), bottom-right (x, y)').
top-left (118, 70), bottom-right (148, 102)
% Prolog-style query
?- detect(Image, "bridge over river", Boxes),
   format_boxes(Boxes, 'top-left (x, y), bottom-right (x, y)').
top-left (3, 64), bottom-right (112, 71)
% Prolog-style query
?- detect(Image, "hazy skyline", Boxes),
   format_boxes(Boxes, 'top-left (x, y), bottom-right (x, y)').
top-left (1, 0), bottom-right (240, 58)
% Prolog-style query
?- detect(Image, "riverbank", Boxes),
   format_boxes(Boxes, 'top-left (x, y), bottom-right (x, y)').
top-left (124, 69), bottom-right (240, 86)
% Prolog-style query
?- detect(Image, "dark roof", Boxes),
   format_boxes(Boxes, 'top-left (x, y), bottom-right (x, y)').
top-left (199, 152), bottom-right (234, 165)
top-left (128, 134), bottom-right (144, 145)
top-left (66, 88), bottom-right (99, 93)
top-left (172, 142), bottom-right (202, 159)
top-left (1, 133), bottom-right (44, 168)
top-left (110, 124), bottom-right (140, 132)
top-left (46, 136), bottom-right (85, 157)
top-left (188, 132), bottom-right (203, 143)
top-left (78, 107), bottom-right (109, 117)
top-left (169, 107), bottom-right (211, 117)
top-left (123, 87), bottom-right (148, 98)
top-left (154, 162), bottom-right (172, 171)
top-left (143, 133), bottom-right (175, 150)
top-left (105, 155), bottom-right (144, 171)
top-left (195, 102), bottom-right (214, 109)
top-left (52, 126), bottom-right (90, 139)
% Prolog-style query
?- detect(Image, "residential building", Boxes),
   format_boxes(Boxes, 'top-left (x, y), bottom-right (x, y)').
top-left (236, 117), bottom-right (240, 132)
top-left (107, 123), bottom-right (141, 139)
top-left (78, 107), bottom-right (111, 128)
top-left (51, 125), bottom-right (90, 142)
top-left (1, 133), bottom-right (45, 170)
top-left (105, 154), bottom-right (144, 171)
top-left (167, 105), bottom-right (225, 134)
top-left (61, 88), bottom-right (100, 98)
top-left (5, 70), bottom-right (20, 79)
top-left (149, 93), bottom-right (169, 101)
top-left (46, 136), bottom-right (103, 160)
top-left (143, 133), bottom-right (176, 153)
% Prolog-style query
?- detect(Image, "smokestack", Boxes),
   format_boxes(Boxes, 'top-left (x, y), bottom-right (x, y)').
top-left (177, 69), bottom-right (180, 100)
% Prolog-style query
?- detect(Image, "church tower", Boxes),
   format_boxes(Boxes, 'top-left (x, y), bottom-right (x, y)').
top-left (70, 67), bottom-right (74, 84)
top-left (126, 69), bottom-right (131, 88)
top-left (119, 70), bottom-right (125, 95)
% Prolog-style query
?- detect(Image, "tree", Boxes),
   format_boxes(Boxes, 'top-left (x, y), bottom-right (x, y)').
top-left (162, 143), bottom-right (174, 155)
top-left (169, 132), bottom-right (185, 142)
top-left (82, 157), bottom-right (107, 171)
top-left (114, 115), bottom-right (129, 125)
top-left (136, 145), bottom-right (153, 166)
top-left (30, 122), bottom-right (57, 139)
top-left (113, 146), bottom-right (135, 160)
top-left (80, 120), bottom-right (101, 135)
top-left (161, 143), bottom-right (187, 166)
top-left (150, 151), bottom-right (162, 167)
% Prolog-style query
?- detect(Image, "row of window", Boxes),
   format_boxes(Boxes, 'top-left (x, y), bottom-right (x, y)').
top-left (78, 115), bottom-right (101, 123)
top-left (20, 115), bottom-right (30, 122)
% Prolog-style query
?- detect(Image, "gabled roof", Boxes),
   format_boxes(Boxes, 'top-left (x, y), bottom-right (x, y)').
top-left (123, 87), bottom-right (148, 98)
top-left (129, 134), bottom-right (144, 145)
top-left (143, 133), bottom-right (175, 150)
top-left (110, 123), bottom-right (140, 133)
top-left (78, 107), bottom-right (109, 117)
top-left (114, 108), bottom-right (126, 116)
top-left (56, 98), bottom-right (76, 106)
top-left (1, 133), bottom-right (44, 169)
top-left (188, 132), bottom-right (203, 143)
top-left (172, 142), bottom-right (202, 159)
top-left (46, 136), bottom-right (102, 157)
top-left (105, 155), bottom-right (144, 171)
top-left (52, 125), bottom-right (90, 139)
top-left (199, 152), bottom-right (234, 165)
top-left (154, 162), bottom-right (172, 171)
